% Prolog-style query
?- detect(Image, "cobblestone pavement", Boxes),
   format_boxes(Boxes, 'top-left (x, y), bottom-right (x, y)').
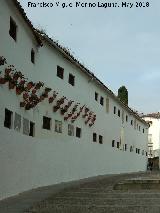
top-left (25, 171), bottom-right (160, 213)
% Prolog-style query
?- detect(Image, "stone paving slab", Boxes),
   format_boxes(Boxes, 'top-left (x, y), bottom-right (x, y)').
top-left (1, 171), bottom-right (160, 213)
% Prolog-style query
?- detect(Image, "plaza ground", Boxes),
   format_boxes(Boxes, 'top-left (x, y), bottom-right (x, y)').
top-left (1, 171), bottom-right (160, 213)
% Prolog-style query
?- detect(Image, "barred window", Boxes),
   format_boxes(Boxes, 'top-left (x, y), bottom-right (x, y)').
top-left (14, 113), bottom-right (21, 132)
top-left (23, 118), bottom-right (30, 135)
top-left (68, 124), bottom-right (74, 136)
top-left (55, 120), bottom-right (62, 133)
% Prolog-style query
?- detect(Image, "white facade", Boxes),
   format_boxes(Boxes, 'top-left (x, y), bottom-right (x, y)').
top-left (143, 115), bottom-right (160, 158)
top-left (0, 0), bottom-right (148, 200)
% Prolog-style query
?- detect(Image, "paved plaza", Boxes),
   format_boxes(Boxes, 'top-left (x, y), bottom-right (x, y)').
top-left (1, 171), bottom-right (160, 213)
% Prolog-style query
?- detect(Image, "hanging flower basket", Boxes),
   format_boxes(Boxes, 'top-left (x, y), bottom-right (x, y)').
top-left (41, 91), bottom-right (48, 98)
top-left (64, 113), bottom-right (72, 121)
top-left (23, 92), bottom-right (29, 100)
top-left (8, 81), bottom-right (16, 90)
top-left (60, 108), bottom-right (67, 115)
top-left (13, 71), bottom-right (23, 81)
top-left (49, 97), bottom-right (54, 103)
top-left (53, 105), bottom-right (60, 112)
top-left (5, 68), bottom-right (12, 75)
top-left (45, 87), bottom-right (52, 93)
top-left (16, 87), bottom-right (23, 95)
top-left (26, 82), bottom-right (35, 90)
top-left (32, 89), bottom-right (37, 94)
top-left (35, 81), bottom-right (44, 90)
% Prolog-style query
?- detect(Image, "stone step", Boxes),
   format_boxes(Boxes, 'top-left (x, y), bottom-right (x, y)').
top-left (28, 203), bottom-right (160, 213)
top-left (59, 191), bottom-right (160, 199)
top-left (49, 197), bottom-right (160, 206)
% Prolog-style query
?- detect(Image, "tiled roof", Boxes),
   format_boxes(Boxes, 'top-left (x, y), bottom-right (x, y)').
top-left (10, 0), bottom-right (148, 126)
top-left (142, 113), bottom-right (160, 119)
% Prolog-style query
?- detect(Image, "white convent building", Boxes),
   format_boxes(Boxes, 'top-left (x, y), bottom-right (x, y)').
top-left (0, 0), bottom-right (148, 200)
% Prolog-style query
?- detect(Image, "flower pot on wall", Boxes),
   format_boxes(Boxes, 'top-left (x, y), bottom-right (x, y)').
top-left (27, 82), bottom-right (34, 90)
top-left (8, 81), bottom-right (16, 90)
top-left (49, 97), bottom-right (54, 103)
top-left (16, 88), bottom-right (23, 95)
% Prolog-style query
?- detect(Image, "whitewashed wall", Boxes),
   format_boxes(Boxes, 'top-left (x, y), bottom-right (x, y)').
top-left (0, 126), bottom-right (147, 200)
top-left (0, 0), bottom-right (148, 200)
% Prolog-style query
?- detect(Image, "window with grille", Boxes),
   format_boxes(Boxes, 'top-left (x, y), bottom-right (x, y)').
top-left (68, 124), bottom-right (74, 136)
top-left (23, 118), bottom-right (30, 135)
top-left (55, 120), bottom-right (62, 133)
top-left (14, 113), bottom-right (21, 132)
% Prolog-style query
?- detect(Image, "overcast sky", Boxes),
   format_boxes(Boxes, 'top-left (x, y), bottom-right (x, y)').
top-left (19, 0), bottom-right (160, 113)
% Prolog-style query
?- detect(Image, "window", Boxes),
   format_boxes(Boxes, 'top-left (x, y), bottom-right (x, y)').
top-left (9, 17), bottom-right (17, 41)
top-left (126, 115), bottom-right (128, 122)
top-left (43, 116), bottom-right (51, 130)
top-left (68, 124), bottom-right (74, 136)
top-left (146, 152), bottom-right (148, 156)
top-left (4, 108), bottom-right (13, 129)
top-left (112, 140), bottom-right (115, 147)
top-left (29, 122), bottom-right (35, 137)
top-left (143, 128), bottom-right (145, 133)
top-left (23, 118), bottom-right (29, 135)
top-left (99, 135), bottom-right (103, 144)
top-left (100, 97), bottom-right (104, 106)
top-left (131, 120), bottom-right (133, 126)
top-left (114, 106), bottom-right (116, 114)
top-left (118, 109), bottom-right (121, 117)
top-left (134, 119), bottom-right (136, 129)
top-left (136, 148), bottom-right (138, 153)
top-left (55, 120), bottom-right (62, 133)
top-left (68, 73), bottom-right (75, 86)
top-left (57, 66), bottom-right (64, 79)
top-left (130, 146), bottom-right (133, 152)
top-left (117, 142), bottom-right (120, 149)
top-left (106, 97), bottom-right (109, 113)
top-left (76, 127), bottom-right (81, 138)
top-left (95, 92), bottom-right (98, 101)
top-left (93, 133), bottom-right (97, 142)
top-left (124, 144), bottom-right (127, 151)
top-left (14, 113), bottom-right (21, 132)
top-left (31, 49), bottom-right (35, 64)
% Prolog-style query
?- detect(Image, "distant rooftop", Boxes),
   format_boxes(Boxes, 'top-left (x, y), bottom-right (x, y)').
top-left (142, 112), bottom-right (160, 119)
